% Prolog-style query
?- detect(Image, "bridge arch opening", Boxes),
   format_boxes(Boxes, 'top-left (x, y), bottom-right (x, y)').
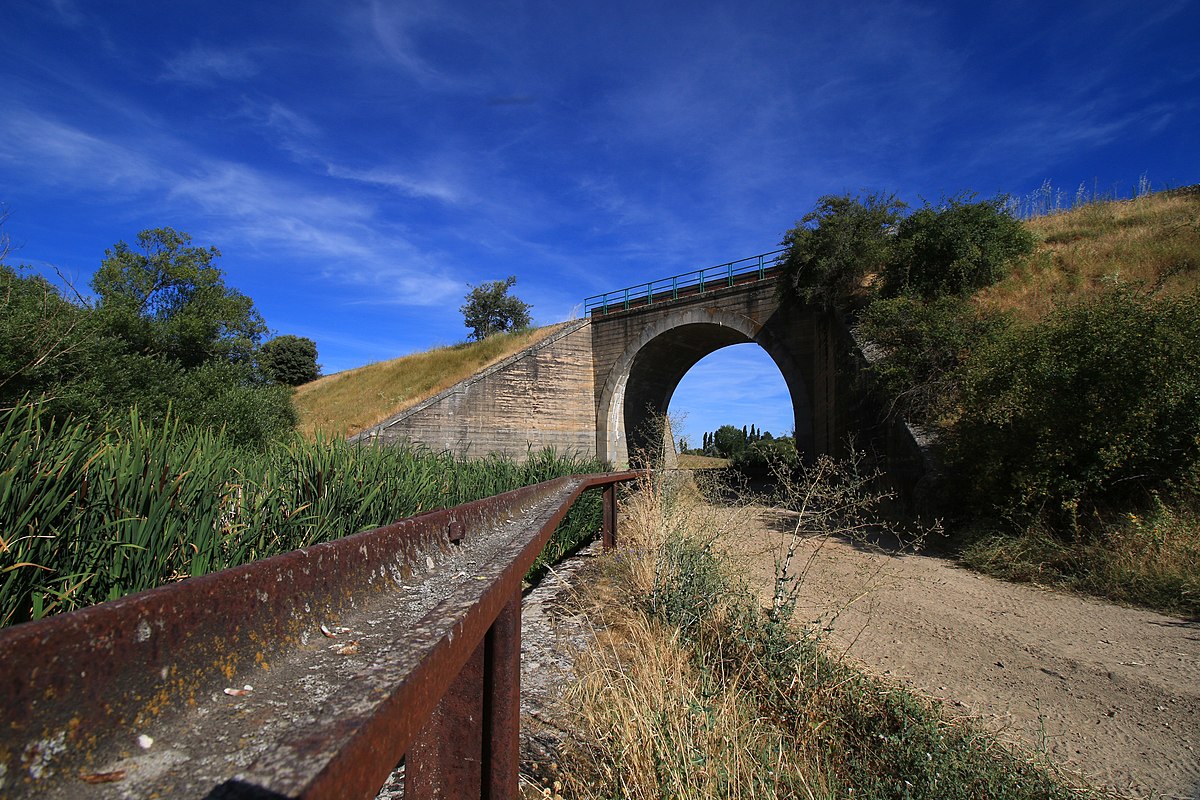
top-left (596, 308), bottom-right (814, 467)
top-left (669, 344), bottom-right (794, 455)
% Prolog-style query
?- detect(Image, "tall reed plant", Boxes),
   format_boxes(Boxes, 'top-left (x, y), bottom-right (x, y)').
top-left (0, 402), bottom-right (604, 627)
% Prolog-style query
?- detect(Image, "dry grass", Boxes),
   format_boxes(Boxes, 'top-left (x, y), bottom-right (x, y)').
top-left (553, 471), bottom-right (1097, 800)
top-left (976, 187), bottom-right (1200, 321)
top-left (561, 476), bottom-right (826, 799)
top-left (293, 324), bottom-right (565, 439)
top-left (962, 499), bottom-right (1200, 616)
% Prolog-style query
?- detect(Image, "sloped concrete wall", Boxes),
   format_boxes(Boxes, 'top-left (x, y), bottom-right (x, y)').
top-left (352, 321), bottom-right (600, 460)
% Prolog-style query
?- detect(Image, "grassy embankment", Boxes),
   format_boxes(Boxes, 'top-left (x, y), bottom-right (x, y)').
top-left (294, 323), bottom-right (566, 439)
top-left (536, 468), bottom-right (1109, 800)
top-left (978, 186), bottom-right (1200, 317)
top-left (941, 188), bottom-right (1200, 614)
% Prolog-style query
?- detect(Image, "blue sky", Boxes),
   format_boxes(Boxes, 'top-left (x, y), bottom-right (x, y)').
top-left (2, 0), bottom-right (1197, 447)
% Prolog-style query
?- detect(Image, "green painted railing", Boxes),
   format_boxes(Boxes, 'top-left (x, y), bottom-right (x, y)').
top-left (583, 248), bottom-right (786, 315)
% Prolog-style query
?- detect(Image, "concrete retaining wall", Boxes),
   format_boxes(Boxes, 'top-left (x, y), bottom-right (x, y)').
top-left (352, 321), bottom-right (600, 461)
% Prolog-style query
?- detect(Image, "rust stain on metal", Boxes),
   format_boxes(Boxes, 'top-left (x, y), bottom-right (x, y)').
top-left (0, 470), bottom-right (643, 799)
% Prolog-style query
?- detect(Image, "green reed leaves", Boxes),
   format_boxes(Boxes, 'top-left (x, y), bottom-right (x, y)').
top-left (0, 402), bottom-right (603, 627)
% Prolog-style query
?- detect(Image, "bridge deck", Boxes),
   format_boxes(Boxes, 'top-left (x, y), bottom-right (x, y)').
top-left (584, 248), bottom-right (784, 316)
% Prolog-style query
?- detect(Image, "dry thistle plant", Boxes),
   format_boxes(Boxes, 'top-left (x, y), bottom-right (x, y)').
top-left (763, 453), bottom-right (925, 630)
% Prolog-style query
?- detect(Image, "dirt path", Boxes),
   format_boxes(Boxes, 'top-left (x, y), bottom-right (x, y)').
top-left (721, 508), bottom-right (1200, 799)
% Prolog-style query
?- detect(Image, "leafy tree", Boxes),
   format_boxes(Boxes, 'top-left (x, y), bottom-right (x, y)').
top-left (2, 226), bottom-right (296, 448)
top-left (460, 276), bottom-right (532, 341)
top-left (91, 228), bottom-right (267, 367)
top-left (260, 335), bottom-right (320, 386)
top-left (0, 265), bottom-right (96, 410)
top-left (777, 193), bottom-right (907, 310)
top-left (884, 195), bottom-right (1034, 298)
top-left (712, 424), bottom-right (748, 459)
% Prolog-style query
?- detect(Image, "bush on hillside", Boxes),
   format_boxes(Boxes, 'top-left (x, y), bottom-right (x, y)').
top-left (947, 286), bottom-right (1200, 530)
top-left (858, 295), bottom-right (1009, 424)
top-left (883, 195), bottom-right (1034, 298)
top-left (461, 276), bottom-right (532, 341)
top-left (777, 193), bottom-right (906, 310)
top-left (260, 334), bottom-right (320, 386)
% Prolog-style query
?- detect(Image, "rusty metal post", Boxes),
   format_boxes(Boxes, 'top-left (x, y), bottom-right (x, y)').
top-left (483, 594), bottom-right (521, 799)
top-left (404, 592), bottom-right (521, 800)
top-left (602, 483), bottom-right (617, 549)
top-left (406, 639), bottom-right (486, 798)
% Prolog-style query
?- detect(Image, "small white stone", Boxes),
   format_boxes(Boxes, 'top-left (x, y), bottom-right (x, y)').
top-left (138, 734), bottom-right (154, 750)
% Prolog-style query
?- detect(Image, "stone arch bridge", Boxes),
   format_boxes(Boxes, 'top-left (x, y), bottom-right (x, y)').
top-left (358, 252), bottom-right (918, 483)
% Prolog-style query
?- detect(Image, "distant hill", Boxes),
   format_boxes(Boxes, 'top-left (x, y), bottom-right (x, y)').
top-left (294, 323), bottom-right (567, 439)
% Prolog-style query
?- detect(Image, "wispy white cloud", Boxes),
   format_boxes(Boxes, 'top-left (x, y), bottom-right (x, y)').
top-left (0, 110), bottom-right (162, 191)
top-left (165, 160), bottom-right (461, 305)
top-left (345, 0), bottom-right (480, 90)
top-left (0, 108), bottom-right (460, 307)
top-left (236, 97), bottom-right (472, 206)
top-left (48, 0), bottom-right (86, 28)
top-left (161, 44), bottom-right (260, 85)
top-left (955, 98), bottom-right (1179, 185)
top-left (323, 163), bottom-right (468, 205)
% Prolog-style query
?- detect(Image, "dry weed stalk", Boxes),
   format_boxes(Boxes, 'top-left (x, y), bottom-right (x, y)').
top-left (766, 454), bottom-right (897, 626)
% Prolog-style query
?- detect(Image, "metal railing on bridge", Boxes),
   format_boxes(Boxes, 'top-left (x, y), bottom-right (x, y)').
top-left (0, 470), bottom-right (644, 799)
top-left (583, 248), bottom-right (785, 315)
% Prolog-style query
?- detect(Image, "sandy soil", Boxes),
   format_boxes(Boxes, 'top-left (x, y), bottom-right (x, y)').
top-left (723, 507), bottom-right (1200, 800)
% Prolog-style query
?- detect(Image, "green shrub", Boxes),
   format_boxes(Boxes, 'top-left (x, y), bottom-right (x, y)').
top-left (730, 436), bottom-right (799, 477)
top-left (260, 334), bottom-right (320, 386)
top-left (884, 195), bottom-right (1034, 298)
top-left (171, 360), bottom-right (298, 448)
top-left (858, 296), bottom-right (1010, 424)
top-left (948, 286), bottom-right (1200, 529)
top-left (778, 193), bottom-right (906, 310)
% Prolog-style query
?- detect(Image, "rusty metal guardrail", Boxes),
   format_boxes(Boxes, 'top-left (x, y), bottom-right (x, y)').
top-left (0, 470), bottom-right (644, 799)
